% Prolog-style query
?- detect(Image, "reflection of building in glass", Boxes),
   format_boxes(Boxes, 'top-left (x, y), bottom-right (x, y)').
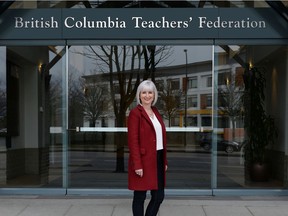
top-left (83, 53), bottom-right (245, 138)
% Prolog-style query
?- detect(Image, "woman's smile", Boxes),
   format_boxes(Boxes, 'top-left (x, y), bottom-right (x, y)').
top-left (140, 90), bottom-right (154, 105)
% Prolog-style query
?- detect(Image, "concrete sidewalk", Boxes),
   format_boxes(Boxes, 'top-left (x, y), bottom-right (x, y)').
top-left (1, 195), bottom-right (288, 216)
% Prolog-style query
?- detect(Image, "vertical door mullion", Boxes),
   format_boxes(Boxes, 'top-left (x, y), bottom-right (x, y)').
top-left (62, 45), bottom-right (69, 191)
top-left (211, 44), bottom-right (217, 192)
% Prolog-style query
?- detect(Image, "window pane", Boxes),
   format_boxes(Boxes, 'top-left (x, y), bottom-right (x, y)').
top-left (202, 116), bottom-right (212, 126)
top-left (188, 77), bottom-right (197, 89)
top-left (0, 46), bottom-right (65, 188)
top-left (188, 96), bottom-right (197, 108)
top-left (68, 45), bottom-right (212, 189)
top-left (215, 45), bottom-right (287, 189)
top-left (208, 77), bottom-right (212, 87)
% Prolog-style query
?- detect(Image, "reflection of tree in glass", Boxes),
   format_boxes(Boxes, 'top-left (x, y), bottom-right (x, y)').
top-left (68, 66), bottom-right (85, 130)
top-left (82, 78), bottom-right (107, 127)
top-left (76, 45), bottom-right (171, 172)
top-left (48, 76), bottom-right (62, 127)
top-left (218, 77), bottom-right (244, 141)
top-left (157, 81), bottom-right (182, 127)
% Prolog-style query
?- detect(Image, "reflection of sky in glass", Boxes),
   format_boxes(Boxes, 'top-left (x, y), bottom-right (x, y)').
top-left (68, 45), bottom-right (213, 76)
top-left (69, 46), bottom-right (87, 74)
top-left (161, 46), bottom-right (212, 67)
top-left (1, 45), bottom-right (219, 82)
top-left (0, 47), bottom-right (6, 90)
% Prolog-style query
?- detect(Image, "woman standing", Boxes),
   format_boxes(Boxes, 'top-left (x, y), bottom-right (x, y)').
top-left (128, 80), bottom-right (168, 216)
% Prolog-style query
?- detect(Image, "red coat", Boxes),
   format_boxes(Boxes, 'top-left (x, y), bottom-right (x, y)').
top-left (128, 105), bottom-right (167, 191)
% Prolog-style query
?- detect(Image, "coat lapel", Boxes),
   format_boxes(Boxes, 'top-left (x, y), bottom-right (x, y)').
top-left (137, 105), bottom-right (153, 127)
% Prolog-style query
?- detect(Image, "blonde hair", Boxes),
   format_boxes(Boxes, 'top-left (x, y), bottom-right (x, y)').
top-left (136, 80), bottom-right (158, 106)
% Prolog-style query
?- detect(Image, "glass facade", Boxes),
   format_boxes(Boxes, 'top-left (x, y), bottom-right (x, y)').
top-left (215, 45), bottom-right (287, 189)
top-left (0, 1), bottom-right (287, 195)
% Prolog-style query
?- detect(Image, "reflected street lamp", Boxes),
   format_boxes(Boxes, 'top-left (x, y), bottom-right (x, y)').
top-left (184, 49), bottom-right (188, 127)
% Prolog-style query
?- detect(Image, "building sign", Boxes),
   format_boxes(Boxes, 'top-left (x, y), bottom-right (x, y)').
top-left (0, 8), bottom-right (287, 40)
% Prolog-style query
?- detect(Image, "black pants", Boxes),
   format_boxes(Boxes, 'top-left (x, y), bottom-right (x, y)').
top-left (132, 150), bottom-right (165, 216)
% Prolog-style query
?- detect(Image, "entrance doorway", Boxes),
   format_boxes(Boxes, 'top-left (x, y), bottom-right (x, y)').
top-left (67, 45), bottom-right (213, 190)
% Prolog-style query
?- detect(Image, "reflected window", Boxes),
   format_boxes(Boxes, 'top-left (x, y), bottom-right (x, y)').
top-left (188, 77), bottom-right (197, 89)
top-left (169, 79), bottom-right (180, 91)
top-left (202, 116), bottom-right (211, 126)
top-left (188, 95), bottom-right (197, 108)
top-left (201, 94), bottom-right (212, 108)
top-left (206, 95), bottom-right (212, 107)
top-left (207, 76), bottom-right (212, 87)
top-left (203, 75), bottom-right (212, 88)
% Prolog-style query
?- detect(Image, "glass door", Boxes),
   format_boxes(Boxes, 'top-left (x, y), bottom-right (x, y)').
top-left (67, 44), bottom-right (213, 192)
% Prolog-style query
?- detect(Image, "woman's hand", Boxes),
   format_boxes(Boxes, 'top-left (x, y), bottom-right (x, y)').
top-left (135, 169), bottom-right (143, 177)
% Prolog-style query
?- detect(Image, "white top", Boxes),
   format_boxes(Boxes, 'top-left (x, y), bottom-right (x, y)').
top-left (150, 114), bottom-right (163, 150)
